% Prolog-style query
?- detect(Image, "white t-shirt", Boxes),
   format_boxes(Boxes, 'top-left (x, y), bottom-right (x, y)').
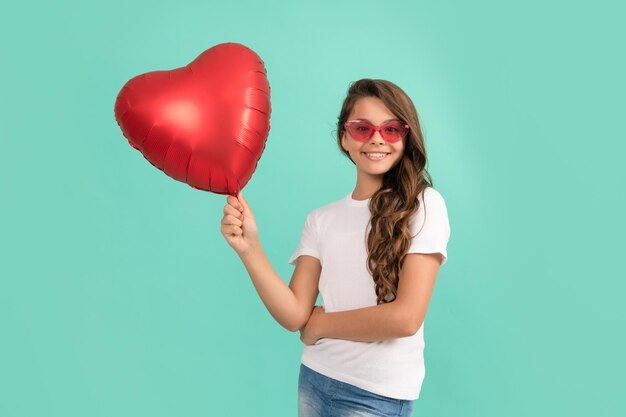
top-left (287, 187), bottom-right (451, 400)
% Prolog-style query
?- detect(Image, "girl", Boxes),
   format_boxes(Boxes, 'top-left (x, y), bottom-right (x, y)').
top-left (220, 79), bottom-right (451, 417)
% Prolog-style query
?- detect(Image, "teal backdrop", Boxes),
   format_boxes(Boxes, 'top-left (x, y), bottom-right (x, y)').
top-left (1, 1), bottom-right (624, 416)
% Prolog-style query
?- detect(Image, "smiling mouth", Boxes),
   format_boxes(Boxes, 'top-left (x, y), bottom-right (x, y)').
top-left (362, 152), bottom-right (390, 160)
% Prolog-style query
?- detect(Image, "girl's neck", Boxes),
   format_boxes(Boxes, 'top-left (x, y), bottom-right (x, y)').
top-left (352, 172), bottom-right (383, 200)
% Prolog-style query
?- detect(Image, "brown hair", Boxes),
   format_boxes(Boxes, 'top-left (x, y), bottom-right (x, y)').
top-left (336, 79), bottom-right (433, 304)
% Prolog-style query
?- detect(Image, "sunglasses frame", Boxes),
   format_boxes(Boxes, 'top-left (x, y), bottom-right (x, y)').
top-left (344, 119), bottom-right (410, 143)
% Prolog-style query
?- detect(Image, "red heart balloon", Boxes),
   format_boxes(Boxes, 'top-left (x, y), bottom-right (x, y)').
top-left (114, 42), bottom-right (271, 196)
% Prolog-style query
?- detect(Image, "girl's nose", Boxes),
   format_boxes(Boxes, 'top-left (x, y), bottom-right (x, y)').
top-left (370, 130), bottom-right (385, 143)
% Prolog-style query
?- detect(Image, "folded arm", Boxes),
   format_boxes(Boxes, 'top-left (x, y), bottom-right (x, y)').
top-left (304, 252), bottom-right (442, 343)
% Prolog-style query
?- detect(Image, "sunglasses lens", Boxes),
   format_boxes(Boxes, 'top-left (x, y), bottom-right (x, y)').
top-left (347, 122), bottom-right (373, 141)
top-left (381, 121), bottom-right (408, 142)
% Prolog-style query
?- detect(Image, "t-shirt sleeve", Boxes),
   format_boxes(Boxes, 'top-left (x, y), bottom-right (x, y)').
top-left (406, 188), bottom-right (451, 266)
top-left (288, 210), bottom-right (320, 266)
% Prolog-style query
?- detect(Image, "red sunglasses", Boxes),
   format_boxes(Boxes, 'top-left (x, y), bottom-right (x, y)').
top-left (344, 119), bottom-right (410, 143)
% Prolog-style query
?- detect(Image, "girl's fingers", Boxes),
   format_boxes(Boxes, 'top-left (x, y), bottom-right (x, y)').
top-left (237, 191), bottom-right (251, 215)
top-left (227, 195), bottom-right (243, 212)
top-left (223, 224), bottom-right (241, 236)
top-left (224, 204), bottom-right (243, 219)
top-left (223, 214), bottom-right (243, 226)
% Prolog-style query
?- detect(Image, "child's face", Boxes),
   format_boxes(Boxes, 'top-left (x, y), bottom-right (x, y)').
top-left (341, 96), bottom-right (406, 175)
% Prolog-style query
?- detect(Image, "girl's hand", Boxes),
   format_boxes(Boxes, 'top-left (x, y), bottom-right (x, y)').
top-left (299, 305), bottom-right (325, 345)
top-left (220, 191), bottom-right (260, 256)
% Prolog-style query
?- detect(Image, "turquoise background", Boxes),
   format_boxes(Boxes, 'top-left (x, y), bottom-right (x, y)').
top-left (1, 0), bottom-right (624, 416)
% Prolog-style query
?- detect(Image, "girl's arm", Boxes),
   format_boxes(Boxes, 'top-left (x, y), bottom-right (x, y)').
top-left (222, 192), bottom-right (317, 333)
top-left (311, 302), bottom-right (408, 342)
top-left (239, 244), bottom-right (300, 331)
top-left (302, 252), bottom-right (442, 343)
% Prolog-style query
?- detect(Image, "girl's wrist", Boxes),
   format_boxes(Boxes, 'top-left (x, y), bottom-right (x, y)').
top-left (238, 240), bottom-right (262, 261)
top-left (313, 307), bottom-right (327, 341)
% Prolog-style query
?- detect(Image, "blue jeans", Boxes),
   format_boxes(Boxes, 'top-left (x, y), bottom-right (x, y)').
top-left (298, 363), bottom-right (414, 417)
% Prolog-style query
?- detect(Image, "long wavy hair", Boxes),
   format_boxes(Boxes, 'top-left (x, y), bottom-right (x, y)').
top-left (336, 79), bottom-right (433, 304)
